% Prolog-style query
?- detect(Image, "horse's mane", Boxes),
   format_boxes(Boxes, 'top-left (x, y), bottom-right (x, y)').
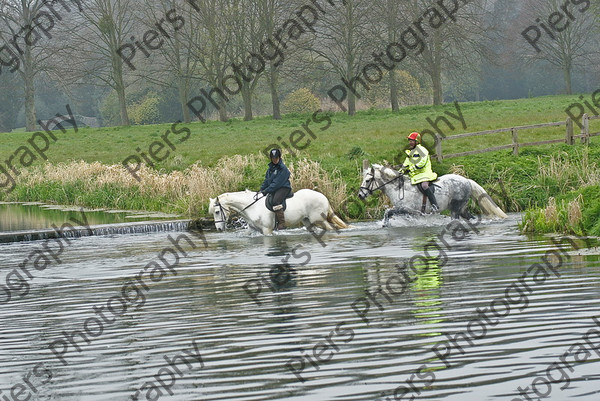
top-left (372, 164), bottom-right (402, 180)
top-left (210, 190), bottom-right (254, 213)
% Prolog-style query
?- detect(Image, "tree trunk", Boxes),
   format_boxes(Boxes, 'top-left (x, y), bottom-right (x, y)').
top-left (389, 69), bottom-right (399, 112)
top-left (564, 65), bottom-right (572, 95)
top-left (111, 45), bottom-right (129, 126)
top-left (432, 64), bottom-right (443, 105)
top-left (431, 31), bottom-right (443, 105)
top-left (116, 84), bottom-right (129, 126)
top-left (23, 47), bottom-right (36, 132)
top-left (242, 85), bottom-right (253, 121)
top-left (24, 70), bottom-right (36, 132)
top-left (218, 98), bottom-right (229, 122)
top-left (348, 91), bottom-right (356, 116)
top-left (269, 65), bottom-right (281, 120)
top-left (178, 77), bottom-right (191, 123)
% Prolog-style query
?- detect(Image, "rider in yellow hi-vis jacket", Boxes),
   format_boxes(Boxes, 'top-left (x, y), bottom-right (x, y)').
top-left (402, 132), bottom-right (439, 212)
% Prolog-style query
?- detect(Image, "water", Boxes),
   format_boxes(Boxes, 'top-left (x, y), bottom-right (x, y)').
top-left (1, 214), bottom-right (599, 401)
top-left (0, 202), bottom-right (180, 232)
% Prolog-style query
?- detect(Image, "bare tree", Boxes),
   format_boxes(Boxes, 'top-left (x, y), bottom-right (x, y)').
top-left (311, 0), bottom-right (372, 115)
top-left (394, 0), bottom-right (489, 105)
top-left (519, 0), bottom-right (599, 94)
top-left (256, 0), bottom-right (288, 120)
top-left (185, 0), bottom-right (234, 122)
top-left (370, 0), bottom-right (403, 111)
top-left (0, 0), bottom-right (81, 131)
top-left (136, 0), bottom-right (199, 123)
top-left (0, 70), bottom-right (20, 131)
top-left (62, 0), bottom-right (135, 125)
top-left (227, 0), bottom-right (267, 121)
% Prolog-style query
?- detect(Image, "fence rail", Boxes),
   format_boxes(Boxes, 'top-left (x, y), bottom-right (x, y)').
top-left (436, 113), bottom-right (599, 162)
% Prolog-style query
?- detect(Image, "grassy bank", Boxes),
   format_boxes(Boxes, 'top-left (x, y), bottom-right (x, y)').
top-left (1, 94), bottom-right (598, 229)
top-left (446, 145), bottom-right (600, 235)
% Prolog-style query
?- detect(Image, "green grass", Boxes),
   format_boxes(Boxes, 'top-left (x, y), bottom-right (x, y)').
top-left (520, 185), bottom-right (600, 236)
top-left (1, 93), bottom-right (599, 229)
top-left (1, 94), bottom-right (595, 169)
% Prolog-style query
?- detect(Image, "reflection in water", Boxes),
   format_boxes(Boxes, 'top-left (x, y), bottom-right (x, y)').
top-left (0, 203), bottom-right (178, 232)
top-left (1, 217), bottom-right (600, 401)
top-left (411, 259), bottom-right (444, 328)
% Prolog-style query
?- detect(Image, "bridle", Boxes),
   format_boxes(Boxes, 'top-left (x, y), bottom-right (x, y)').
top-left (214, 193), bottom-right (264, 225)
top-left (360, 167), bottom-right (405, 199)
top-left (213, 197), bottom-right (228, 224)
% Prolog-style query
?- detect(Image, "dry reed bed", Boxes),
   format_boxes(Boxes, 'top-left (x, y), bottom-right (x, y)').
top-left (16, 155), bottom-right (348, 216)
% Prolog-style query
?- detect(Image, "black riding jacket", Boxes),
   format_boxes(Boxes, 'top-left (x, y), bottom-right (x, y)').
top-left (260, 160), bottom-right (291, 194)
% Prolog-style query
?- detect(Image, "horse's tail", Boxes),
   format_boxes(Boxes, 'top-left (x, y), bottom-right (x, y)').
top-left (468, 179), bottom-right (508, 219)
top-left (327, 206), bottom-right (349, 229)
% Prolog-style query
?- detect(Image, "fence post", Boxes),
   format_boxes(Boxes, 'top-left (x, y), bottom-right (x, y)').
top-left (512, 128), bottom-right (519, 156)
top-left (582, 114), bottom-right (590, 145)
top-left (435, 134), bottom-right (443, 162)
top-left (565, 117), bottom-right (574, 145)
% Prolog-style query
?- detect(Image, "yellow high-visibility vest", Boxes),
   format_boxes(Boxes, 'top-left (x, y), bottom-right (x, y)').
top-left (402, 144), bottom-right (438, 185)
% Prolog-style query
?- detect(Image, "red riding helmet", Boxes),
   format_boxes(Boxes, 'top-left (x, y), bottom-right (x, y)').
top-left (407, 132), bottom-right (421, 143)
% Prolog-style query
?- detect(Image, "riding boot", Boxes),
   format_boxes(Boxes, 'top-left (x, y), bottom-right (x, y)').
top-left (424, 187), bottom-right (439, 213)
top-left (274, 209), bottom-right (286, 230)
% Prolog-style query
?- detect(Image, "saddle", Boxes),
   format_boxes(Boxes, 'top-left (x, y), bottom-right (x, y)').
top-left (265, 190), bottom-right (294, 212)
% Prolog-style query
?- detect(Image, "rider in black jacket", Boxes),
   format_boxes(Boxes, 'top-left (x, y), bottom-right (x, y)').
top-left (257, 149), bottom-right (292, 229)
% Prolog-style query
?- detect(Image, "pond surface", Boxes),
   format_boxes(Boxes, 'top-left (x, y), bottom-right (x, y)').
top-left (1, 214), bottom-right (599, 401)
top-left (0, 203), bottom-right (180, 232)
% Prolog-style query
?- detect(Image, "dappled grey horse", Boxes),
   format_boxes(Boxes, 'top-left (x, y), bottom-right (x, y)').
top-left (358, 162), bottom-right (507, 222)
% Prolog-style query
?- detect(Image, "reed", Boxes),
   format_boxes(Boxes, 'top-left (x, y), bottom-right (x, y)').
top-left (520, 192), bottom-right (590, 235)
top-left (519, 148), bottom-right (599, 235)
top-left (288, 158), bottom-right (347, 212)
top-left (537, 148), bottom-right (600, 193)
top-left (3, 155), bottom-right (350, 218)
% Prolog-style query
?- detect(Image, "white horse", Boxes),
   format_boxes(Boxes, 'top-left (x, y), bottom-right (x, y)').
top-left (208, 189), bottom-right (348, 235)
top-left (358, 162), bottom-right (507, 220)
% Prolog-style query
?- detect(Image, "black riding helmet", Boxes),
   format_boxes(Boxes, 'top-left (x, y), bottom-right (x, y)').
top-left (270, 148), bottom-right (281, 159)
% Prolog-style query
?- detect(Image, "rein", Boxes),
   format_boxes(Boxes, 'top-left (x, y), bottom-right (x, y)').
top-left (241, 194), bottom-right (265, 211)
top-left (360, 167), bottom-right (405, 199)
top-left (214, 193), bottom-right (265, 225)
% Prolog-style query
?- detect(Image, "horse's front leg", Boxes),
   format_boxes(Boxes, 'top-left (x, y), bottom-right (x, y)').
top-left (384, 207), bottom-right (416, 223)
top-left (383, 207), bottom-right (409, 226)
top-left (383, 208), bottom-right (395, 226)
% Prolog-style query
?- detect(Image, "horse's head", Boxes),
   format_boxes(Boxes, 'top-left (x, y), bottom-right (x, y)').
top-left (358, 166), bottom-right (376, 200)
top-left (358, 161), bottom-right (403, 200)
top-left (359, 160), bottom-right (384, 200)
top-left (209, 196), bottom-right (229, 231)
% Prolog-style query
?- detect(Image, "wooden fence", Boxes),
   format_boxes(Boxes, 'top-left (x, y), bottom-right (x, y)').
top-left (435, 113), bottom-right (600, 162)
